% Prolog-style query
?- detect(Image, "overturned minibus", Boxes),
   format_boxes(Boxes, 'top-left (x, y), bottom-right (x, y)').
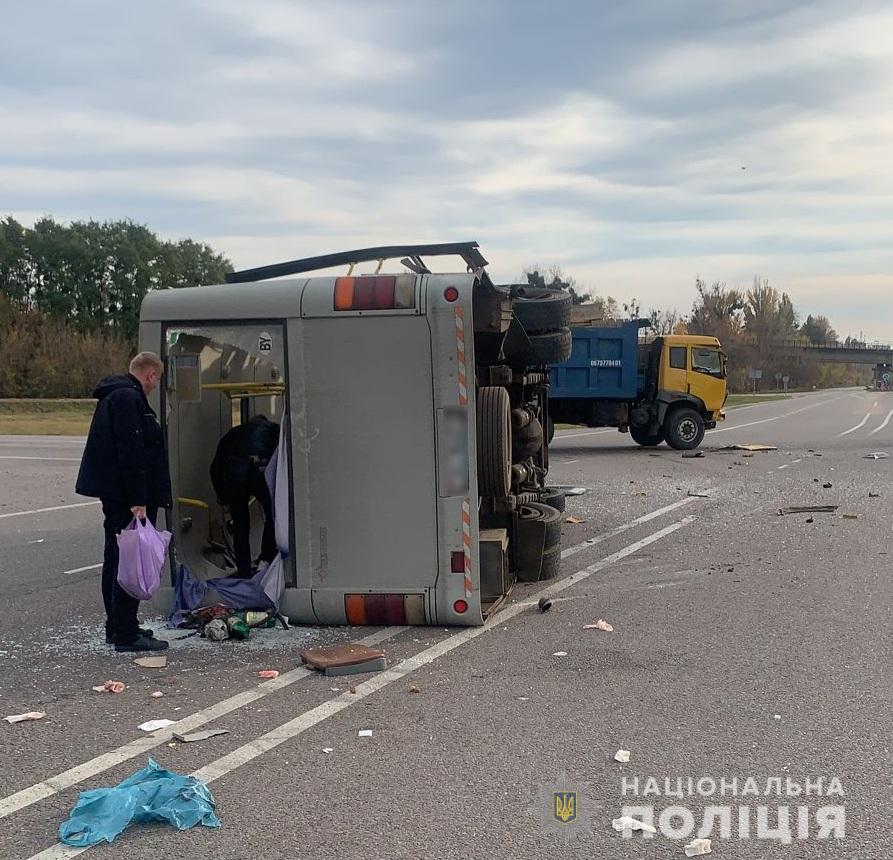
top-left (143, 243), bottom-right (572, 626)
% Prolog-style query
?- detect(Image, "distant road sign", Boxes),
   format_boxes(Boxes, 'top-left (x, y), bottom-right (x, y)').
top-left (749, 369), bottom-right (763, 380)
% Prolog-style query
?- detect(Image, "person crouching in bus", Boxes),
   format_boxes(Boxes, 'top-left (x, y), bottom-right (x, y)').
top-left (210, 415), bottom-right (279, 578)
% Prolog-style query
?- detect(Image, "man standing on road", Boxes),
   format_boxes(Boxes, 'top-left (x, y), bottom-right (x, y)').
top-left (76, 352), bottom-right (172, 653)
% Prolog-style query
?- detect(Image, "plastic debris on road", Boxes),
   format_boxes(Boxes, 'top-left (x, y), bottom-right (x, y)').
top-left (722, 443), bottom-right (777, 452)
top-left (408, 685), bottom-right (421, 694)
top-left (92, 680), bottom-right (125, 694)
top-left (134, 655), bottom-right (167, 668)
top-left (681, 451), bottom-right (705, 459)
top-left (565, 515), bottom-right (585, 524)
top-left (138, 719), bottom-right (176, 733)
top-left (612, 815), bottom-right (657, 834)
top-left (553, 485), bottom-right (588, 496)
top-left (258, 670), bottom-right (280, 679)
top-left (822, 482), bottom-right (833, 489)
top-left (613, 749), bottom-right (630, 763)
top-left (687, 491), bottom-right (711, 498)
top-left (4, 711), bottom-right (45, 724)
top-left (778, 505), bottom-right (838, 515)
top-left (552, 651), bottom-right (568, 657)
top-left (151, 691), bottom-right (164, 698)
top-left (684, 837), bottom-right (713, 856)
top-left (842, 513), bottom-right (859, 520)
top-left (322, 747), bottom-right (334, 754)
top-left (357, 729), bottom-right (374, 738)
top-left (537, 596), bottom-right (553, 612)
top-left (584, 619), bottom-right (614, 632)
top-left (173, 729), bottom-right (228, 743)
top-left (58, 757), bottom-right (220, 847)
top-left (864, 452), bottom-right (889, 459)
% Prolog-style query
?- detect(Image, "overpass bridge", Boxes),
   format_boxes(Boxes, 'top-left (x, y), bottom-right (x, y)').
top-left (779, 341), bottom-right (893, 365)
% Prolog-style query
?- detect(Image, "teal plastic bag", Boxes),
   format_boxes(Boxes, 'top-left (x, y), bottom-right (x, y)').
top-left (59, 758), bottom-right (221, 846)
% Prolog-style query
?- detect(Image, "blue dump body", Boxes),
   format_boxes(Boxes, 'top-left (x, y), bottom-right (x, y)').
top-left (550, 321), bottom-right (644, 400)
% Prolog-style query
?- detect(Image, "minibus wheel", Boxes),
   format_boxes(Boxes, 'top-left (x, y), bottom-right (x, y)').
top-left (476, 387), bottom-right (512, 497)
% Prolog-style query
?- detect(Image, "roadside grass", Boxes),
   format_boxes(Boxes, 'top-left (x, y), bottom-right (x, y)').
top-left (0, 399), bottom-right (94, 435)
top-left (726, 393), bottom-right (790, 408)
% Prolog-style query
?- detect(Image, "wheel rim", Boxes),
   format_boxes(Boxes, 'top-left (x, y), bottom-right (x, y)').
top-left (678, 417), bottom-right (698, 442)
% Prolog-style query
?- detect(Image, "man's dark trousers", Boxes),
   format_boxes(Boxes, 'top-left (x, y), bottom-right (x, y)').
top-left (101, 501), bottom-right (158, 644)
top-left (221, 469), bottom-right (276, 578)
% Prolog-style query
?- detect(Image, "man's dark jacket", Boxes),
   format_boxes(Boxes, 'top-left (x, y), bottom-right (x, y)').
top-left (210, 416), bottom-right (280, 500)
top-left (76, 374), bottom-right (172, 508)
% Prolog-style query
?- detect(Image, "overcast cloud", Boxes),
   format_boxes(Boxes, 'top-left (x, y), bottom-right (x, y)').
top-left (2, 0), bottom-right (892, 339)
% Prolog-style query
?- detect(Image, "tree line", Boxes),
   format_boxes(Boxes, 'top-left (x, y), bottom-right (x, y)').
top-left (0, 216), bottom-right (231, 397)
top-left (524, 267), bottom-right (871, 392)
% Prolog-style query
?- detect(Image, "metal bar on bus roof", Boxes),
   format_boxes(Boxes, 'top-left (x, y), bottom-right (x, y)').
top-left (224, 241), bottom-right (488, 283)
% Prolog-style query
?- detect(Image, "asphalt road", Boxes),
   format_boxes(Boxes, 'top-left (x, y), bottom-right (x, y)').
top-left (0, 388), bottom-right (890, 859)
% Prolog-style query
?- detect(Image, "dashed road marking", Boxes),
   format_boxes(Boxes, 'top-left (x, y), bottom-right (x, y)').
top-left (0, 501), bottom-right (100, 520)
top-left (839, 413), bottom-right (872, 437)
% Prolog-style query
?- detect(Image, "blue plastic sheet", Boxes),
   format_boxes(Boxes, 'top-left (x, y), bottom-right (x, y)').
top-left (59, 758), bottom-right (221, 847)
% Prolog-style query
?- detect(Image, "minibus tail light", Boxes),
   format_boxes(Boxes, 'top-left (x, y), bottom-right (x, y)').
top-left (334, 275), bottom-right (415, 311)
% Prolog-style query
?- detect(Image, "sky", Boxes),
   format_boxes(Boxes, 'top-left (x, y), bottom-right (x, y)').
top-left (2, 0), bottom-right (892, 341)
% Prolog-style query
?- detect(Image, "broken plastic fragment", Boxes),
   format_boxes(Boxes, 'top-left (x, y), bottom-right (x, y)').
top-left (322, 748), bottom-right (334, 754)
top-left (134, 655), bottom-right (167, 668)
top-left (864, 452), bottom-right (889, 459)
top-left (614, 749), bottom-right (630, 763)
top-left (842, 513), bottom-right (858, 520)
top-left (565, 515), bottom-right (585, 524)
top-left (684, 837), bottom-right (713, 856)
top-left (4, 711), bottom-right (45, 724)
top-left (552, 651), bottom-right (568, 657)
top-left (258, 670), bottom-right (280, 679)
top-left (584, 619), bottom-right (614, 632)
top-left (173, 729), bottom-right (229, 743)
top-left (357, 729), bottom-right (373, 738)
top-left (151, 692), bottom-right (164, 698)
top-left (138, 719), bottom-right (176, 733)
top-left (92, 680), bottom-right (125, 694)
top-left (612, 816), bottom-right (657, 834)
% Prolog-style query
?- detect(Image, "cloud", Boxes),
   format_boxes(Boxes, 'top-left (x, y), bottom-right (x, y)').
top-left (2, 0), bottom-right (893, 340)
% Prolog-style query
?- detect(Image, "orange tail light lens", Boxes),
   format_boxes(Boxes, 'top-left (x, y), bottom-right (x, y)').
top-left (334, 277), bottom-right (355, 311)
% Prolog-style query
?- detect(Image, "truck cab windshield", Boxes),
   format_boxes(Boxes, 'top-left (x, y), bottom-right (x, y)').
top-left (692, 347), bottom-right (724, 378)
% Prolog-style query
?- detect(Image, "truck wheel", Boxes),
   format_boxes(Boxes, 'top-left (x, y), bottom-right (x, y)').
top-left (538, 544), bottom-right (562, 580)
top-left (539, 487), bottom-right (566, 512)
top-left (629, 425), bottom-right (663, 447)
top-left (518, 502), bottom-right (562, 550)
top-left (664, 407), bottom-right (705, 450)
top-left (477, 387), bottom-right (512, 497)
top-left (505, 327), bottom-right (572, 367)
top-left (512, 288), bottom-right (572, 333)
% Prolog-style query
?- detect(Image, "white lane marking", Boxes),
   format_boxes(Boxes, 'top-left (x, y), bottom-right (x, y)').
top-left (0, 627), bottom-right (405, 822)
top-left (869, 407), bottom-right (893, 435)
top-left (561, 495), bottom-right (699, 560)
top-left (0, 456), bottom-right (81, 462)
top-left (709, 393), bottom-right (852, 435)
top-left (0, 501), bottom-right (100, 520)
top-left (792, 459), bottom-right (802, 464)
top-left (874, 401), bottom-right (878, 407)
top-left (838, 413), bottom-right (871, 437)
top-left (562, 458), bottom-right (580, 464)
top-left (21, 515), bottom-right (696, 860)
top-left (553, 428), bottom-right (615, 441)
top-left (777, 464), bottom-right (789, 470)
top-left (63, 563), bottom-right (102, 575)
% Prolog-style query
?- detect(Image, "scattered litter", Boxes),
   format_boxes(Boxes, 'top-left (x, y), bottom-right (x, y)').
top-left (806, 518), bottom-right (814, 524)
top-left (408, 685), bottom-right (421, 694)
top-left (614, 749), bottom-right (630, 763)
top-left (151, 692), bottom-right (164, 699)
top-left (612, 815), bottom-right (657, 834)
top-left (348, 687), bottom-right (357, 694)
top-left (330, 687), bottom-right (340, 692)
top-left (564, 515), bottom-right (585, 524)
top-left (357, 729), bottom-right (374, 738)
top-left (58, 758), bottom-right (220, 847)
top-left (258, 670), bottom-right (280, 679)
top-left (842, 513), bottom-right (859, 520)
top-left (203, 619), bottom-right (229, 642)
top-left (4, 711), bottom-right (45, 724)
top-left (684, 837), bottom-right (713, 856)
top-left (554, 486), bottom-right (588, 496)
top-left (134, 655), bottom-right (167, 669)
top-left (869, 491), bottom-right (880, 498)
top-left (742, 452), bottom-right (754, 458)
top-left (687, 491), bottom-right (711, 498)
top-left (822, 482), bottom-right (832, 489)
top-left (92, 681), bottom-right (125, 694)
top-left (584, 619), bottom-right (614, 632)
top-left (322, 748), bottom-right (334, 754)
top-left (778, 505), bottom-right (838, 515)
top-left (301, 643), bottom-right (387, 677)
top-left (518, 696), bottom-right (529, 702)
top-left (682, 451), bottom-right (704, 458)
top-left (864, 452), bottom-right (889, 459)
top-left (552, 651), bottom-right (568, 657)
top-left (723, 443), bottom-right (777, 452)
top-left (173, 729), bottom-right (228, 743)
top-left (138, 719), bottom-right (176, 733)
top-left (773, 714), bottom-right (781, 720)
top-left (538, 596), bottom-right (553, 613)
top-left (27, 539), bottom-right (45, 544)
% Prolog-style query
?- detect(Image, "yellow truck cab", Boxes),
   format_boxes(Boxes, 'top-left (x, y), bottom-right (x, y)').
top-left (548, 322), bottom-right (727, 449)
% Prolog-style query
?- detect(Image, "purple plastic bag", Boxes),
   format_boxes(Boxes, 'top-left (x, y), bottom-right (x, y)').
top-left (116, 518), bottom-right (172, 601)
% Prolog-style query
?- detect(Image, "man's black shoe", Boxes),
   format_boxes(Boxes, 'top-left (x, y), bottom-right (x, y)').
top-left (114, 635), bottom-right (169, 653)
top-left (106, 627), bottom-right (153, 645)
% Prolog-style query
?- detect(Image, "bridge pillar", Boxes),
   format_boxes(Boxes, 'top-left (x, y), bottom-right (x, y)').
top-left (875, 362), bottom-right (892, 391)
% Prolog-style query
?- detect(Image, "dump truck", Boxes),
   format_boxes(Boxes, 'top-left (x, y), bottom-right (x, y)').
top-left (547, 319), bottom-right (727, 449)
top-left (142, 242), bottom-right (574, 627)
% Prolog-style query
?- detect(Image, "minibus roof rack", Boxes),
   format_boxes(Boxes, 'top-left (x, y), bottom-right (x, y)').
top-left (225, 242), bottom-right (490, 284)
